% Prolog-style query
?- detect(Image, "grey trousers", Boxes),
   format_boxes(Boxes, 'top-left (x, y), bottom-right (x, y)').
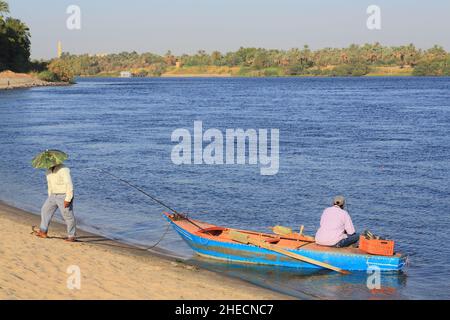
top-left (40, 194), bottom-right (76, 237)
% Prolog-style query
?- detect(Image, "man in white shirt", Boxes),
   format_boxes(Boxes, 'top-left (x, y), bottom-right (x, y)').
top-left (35, 164), bottom-right (76, 241)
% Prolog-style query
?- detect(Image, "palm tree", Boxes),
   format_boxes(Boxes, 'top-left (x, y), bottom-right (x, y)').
top-left (3, 17), bottom-right (31, 71)
top-left (9, 18), bottom-right (30, 40)
top-left (0, 0), bottom-right (9, 16)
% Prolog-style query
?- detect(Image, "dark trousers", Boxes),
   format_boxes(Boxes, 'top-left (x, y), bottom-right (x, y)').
top-left (335, 233), bottom-right (359, 248)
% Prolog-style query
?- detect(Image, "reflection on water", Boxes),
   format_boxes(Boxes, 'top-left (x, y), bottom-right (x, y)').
top-left (190, 256), bottom-right (408, 300)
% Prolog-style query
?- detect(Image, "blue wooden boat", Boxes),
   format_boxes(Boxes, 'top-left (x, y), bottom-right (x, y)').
top-left (164, 213), bottom-right (407, 271)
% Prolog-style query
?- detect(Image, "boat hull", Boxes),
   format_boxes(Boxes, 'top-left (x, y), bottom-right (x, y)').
top-left (166, 215), bottom-right (407, 271)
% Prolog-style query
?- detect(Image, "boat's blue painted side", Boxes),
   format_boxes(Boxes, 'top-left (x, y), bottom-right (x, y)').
top-left (167, 218), bottom-right (407, 271)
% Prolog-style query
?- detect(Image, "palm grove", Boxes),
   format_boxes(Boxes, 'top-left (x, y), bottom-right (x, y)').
top-left (0, 1), bottom-right (31, 72)
top-left (57, 44), bottom-right (449, 78)
top-left (0, 0), bottom-right (61, 80)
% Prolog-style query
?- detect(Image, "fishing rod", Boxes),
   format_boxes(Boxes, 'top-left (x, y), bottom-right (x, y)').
top-left (87, 168), bottom-right (206, 231)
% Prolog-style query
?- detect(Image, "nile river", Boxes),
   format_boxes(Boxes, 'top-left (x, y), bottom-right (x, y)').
top-left (0, 77), bottom-right (449, 299)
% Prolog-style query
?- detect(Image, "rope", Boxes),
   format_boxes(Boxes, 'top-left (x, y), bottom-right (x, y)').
top-left (32, 167), bottom-right (206, 250)
top-left (142, 221), bottom-right (172, 250)
top-left (31, 223), bottom-right (171, 252)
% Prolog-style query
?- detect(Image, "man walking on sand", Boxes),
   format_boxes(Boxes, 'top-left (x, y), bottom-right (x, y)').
top-left (32, 150), bottom-right (76, 242)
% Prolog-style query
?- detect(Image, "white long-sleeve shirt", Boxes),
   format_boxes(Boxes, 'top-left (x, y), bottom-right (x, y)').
top-left (46, 164), bottom-right (74, 202)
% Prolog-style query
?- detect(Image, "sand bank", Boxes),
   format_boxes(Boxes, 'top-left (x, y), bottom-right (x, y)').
top-left (0, 71), bottom-right (69, 90)
top-left (0, 201), bottom-right (290, 300)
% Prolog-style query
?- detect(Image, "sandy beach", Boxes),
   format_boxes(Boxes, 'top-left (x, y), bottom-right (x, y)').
top-left (0, 201), bottom-right (290, 300)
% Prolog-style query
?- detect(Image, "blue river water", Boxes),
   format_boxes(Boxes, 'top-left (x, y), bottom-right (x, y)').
top-left (0, 77), bottom-right (449, 299)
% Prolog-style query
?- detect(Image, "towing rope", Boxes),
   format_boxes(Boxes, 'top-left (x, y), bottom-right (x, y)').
top-left (31, 224), bottom-right (171, 252)
top-left (32, 168), bottom-right (213, 248)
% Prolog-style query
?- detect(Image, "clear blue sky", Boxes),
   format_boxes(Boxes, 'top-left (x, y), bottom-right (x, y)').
top-left (9, 0), bottom-right (450, 59)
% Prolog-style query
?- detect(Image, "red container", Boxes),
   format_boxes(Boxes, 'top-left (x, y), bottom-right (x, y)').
top-left (359, 235), bottom-right (395, 256)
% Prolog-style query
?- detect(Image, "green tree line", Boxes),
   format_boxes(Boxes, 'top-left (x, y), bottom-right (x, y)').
top-left (52, 43), bottom-right (450, 78)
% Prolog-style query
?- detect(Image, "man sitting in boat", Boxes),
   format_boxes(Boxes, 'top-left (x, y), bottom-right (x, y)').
top-left (315, 196), bottom-right (359, 247)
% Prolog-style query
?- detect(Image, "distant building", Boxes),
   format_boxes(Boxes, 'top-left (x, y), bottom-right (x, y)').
top-left (89, 53), bottom-right (108, 57)
top-left (176, 61), bottom-right (182, 69)
top-left (120, 71), bottom-right (132, 78)
top-left (57, 41), bottom-right (62, 58)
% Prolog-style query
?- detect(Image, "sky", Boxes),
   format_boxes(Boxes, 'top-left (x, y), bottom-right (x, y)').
top-left (8, 0), bottom-right (450, 59)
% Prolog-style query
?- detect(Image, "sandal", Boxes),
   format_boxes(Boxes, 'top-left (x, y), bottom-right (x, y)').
top-left (32, 226), bottom-right (48, 238)
top-left (35, 230), bottom-right (48, 238)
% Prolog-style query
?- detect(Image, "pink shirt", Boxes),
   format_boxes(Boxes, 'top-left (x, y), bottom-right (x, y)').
top-left (315, 205), bottom-right (356, 246)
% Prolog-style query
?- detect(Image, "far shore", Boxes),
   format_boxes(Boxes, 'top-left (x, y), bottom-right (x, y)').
top-left (81, 73), bottom-right (418, 79)
top-left (161, 73), bottom-right (232, 78)
top-left (0, 201), bottom-right (291, 300)
top-left (82, 65), bottom-right (417, 78)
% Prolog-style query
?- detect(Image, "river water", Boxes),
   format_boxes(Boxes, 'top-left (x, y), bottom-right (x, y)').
top-left (0, 77), bottom-right (449, 299)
